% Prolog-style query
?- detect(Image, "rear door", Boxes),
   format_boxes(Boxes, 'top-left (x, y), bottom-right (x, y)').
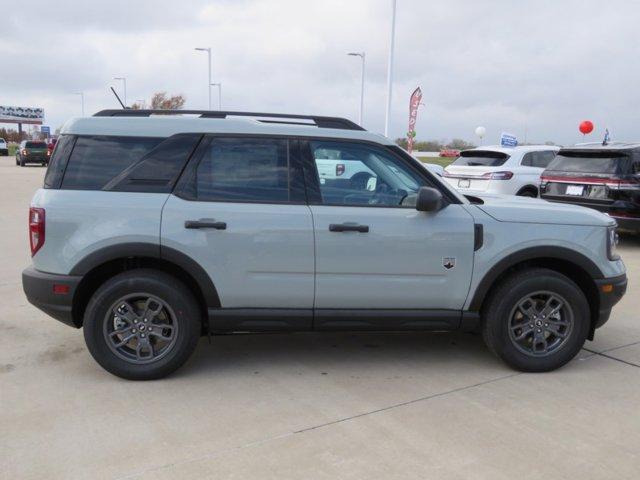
top-left (304, 139), bottom-right (475, 313)
top-left (161, 136), bottom-right (315, 313)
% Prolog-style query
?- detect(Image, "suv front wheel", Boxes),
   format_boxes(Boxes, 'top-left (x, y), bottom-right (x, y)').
top-left (83, 269), bottom-right (201, 380)
top-left (482, 268), bottom-right (590, 372)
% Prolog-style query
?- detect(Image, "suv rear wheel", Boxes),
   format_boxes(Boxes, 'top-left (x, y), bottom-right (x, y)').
top-left (482, 268), bottom-right (590, 372)
top-left (83, 269), bottom-right (201, 380)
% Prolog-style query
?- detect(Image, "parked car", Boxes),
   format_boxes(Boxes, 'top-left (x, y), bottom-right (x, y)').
top-left (540, 142), bottom-right (640, 232)
top-left (15, 140), bottom-right (49, 166)
top-left (443, 145), bottom-right (559, 197)
top-left (47, 137), bottom-right (58, 155)
top-left (0, 138), bottom-right (8, 156)
top-left (22, 110), bottom-right (626, 380)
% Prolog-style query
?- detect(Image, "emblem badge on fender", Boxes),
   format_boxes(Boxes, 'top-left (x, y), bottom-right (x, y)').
top-left (443, 257), bottom-right (456, 270)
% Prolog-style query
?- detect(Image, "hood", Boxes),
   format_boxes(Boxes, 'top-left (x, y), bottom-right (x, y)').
top-left (470, 194), bottom-right (615, 227)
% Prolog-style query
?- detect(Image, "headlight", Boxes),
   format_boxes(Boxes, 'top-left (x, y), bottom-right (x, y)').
top-left (607, 226), bottom-right (619, 261)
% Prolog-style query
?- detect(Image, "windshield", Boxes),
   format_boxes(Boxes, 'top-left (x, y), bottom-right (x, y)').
top-left (451, 150), bottom-right (509, 167)
top-left (26, 142), bottom-right (47, 148)
top-left (546, 152), bottom-right (625, 174)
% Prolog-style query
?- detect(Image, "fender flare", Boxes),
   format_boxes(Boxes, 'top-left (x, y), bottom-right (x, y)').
top-left (468, 246), bottom-right (603, 311)
top-left (69, 242), bottom-right (221, 307)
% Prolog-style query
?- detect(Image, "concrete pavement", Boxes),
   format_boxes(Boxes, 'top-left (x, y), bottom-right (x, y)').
top-left (1, 158), bottom-right (639, 479)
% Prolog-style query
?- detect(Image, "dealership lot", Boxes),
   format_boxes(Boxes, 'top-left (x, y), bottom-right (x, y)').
top-left (1, 158), bottom-right (640, 479)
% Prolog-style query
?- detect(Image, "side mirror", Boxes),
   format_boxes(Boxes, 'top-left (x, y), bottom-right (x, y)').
top-left (416, 187), bottom-right (443, 212)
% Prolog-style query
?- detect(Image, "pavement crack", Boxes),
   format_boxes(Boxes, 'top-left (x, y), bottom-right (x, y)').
top-left (582, 347), bottom-right (640, 368)
top-left (294, 372), bottom-right (522, 434)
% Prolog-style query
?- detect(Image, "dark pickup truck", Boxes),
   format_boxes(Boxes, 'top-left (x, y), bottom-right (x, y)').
top-left (540, 143), bottom-right (640, 232)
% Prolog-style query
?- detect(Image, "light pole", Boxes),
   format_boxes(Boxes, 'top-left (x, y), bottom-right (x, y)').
top-left (384, 0), bottom-right (397, 137)
top-left (113, 77), bottom-right (127, 107)
top-left (74, 92), bottom-right (85, 116)
top-left (347, 52), bottom-right (365, 126)
top-left (211, 83), bottom-right (222, 109)
top-left (195, 47), bottom-right (212, 109)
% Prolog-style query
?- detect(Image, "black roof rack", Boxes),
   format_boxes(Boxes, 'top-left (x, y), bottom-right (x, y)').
top-left (93, 109), bottom-right (365, 131)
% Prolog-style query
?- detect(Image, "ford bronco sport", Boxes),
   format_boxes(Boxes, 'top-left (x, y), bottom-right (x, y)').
top-left (22, 110), bottom-right (627, 380)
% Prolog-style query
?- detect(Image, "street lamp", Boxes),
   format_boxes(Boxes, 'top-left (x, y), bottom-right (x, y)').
top-left (347, 52), bottom-right (365, 126)
top-left (210, 83), bottom-right (222, 109)
top-left (384, 0), bottom-right (397, 137)
top-left (195, 47), bottom-right (212, 109)
top-left (73, 92), bottom-right (85, 116)
top-left (113, 77), bottom-right (127, 107)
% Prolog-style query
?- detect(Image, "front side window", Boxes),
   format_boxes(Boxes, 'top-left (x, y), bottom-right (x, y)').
top-left (61, 136), bottom-right (163, 190)
top-left (195, 137), bottom-right (290, 203)
top-left (310, 141), bottom-right (424, 207)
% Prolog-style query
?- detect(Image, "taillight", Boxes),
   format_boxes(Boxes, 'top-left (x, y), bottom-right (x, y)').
top-left (336, 163), bottom-right (345, 176)
top-left (22, 149), bottom-right (28, 155)
top-left (29, 207), bottom-right (45, 256)
top-left (482, 171), bottom-right (514, 180)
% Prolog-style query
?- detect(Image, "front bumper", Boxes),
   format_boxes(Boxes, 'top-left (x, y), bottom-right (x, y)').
top-left (593, 273), bottom-right (628, 329)
top-left (22, 266), bottom-right (82, 328)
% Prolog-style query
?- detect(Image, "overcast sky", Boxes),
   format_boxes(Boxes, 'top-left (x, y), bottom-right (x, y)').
top-left (1, 0), bottom-right (638, 145)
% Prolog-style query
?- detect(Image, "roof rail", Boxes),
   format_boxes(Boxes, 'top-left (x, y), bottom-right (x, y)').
top-left (93, 109), bottom-right (365, 131)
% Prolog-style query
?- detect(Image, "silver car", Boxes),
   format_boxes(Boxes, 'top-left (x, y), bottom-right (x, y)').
top-left (22, 110), bottom-right (627, 379)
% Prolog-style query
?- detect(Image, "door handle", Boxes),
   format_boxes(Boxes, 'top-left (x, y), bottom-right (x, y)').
top-left (329, 223), bottom-right (369, 233)
top-left (184, 219), bottom-right (227, 230)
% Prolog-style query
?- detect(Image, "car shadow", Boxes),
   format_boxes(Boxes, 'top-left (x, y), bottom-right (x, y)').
top-left (179, 330), bottom-right (502, 378)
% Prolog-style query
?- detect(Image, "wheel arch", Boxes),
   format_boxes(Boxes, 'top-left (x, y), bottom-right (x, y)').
top-left (469, 246), bottom-right (603, 333)
top-left (69, 243), bottom-right (220, 327)
top-left (516, 184), bottom-right (539, 196)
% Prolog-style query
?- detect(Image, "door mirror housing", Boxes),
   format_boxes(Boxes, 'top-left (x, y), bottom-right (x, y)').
top-left (416, 187), bottom-right (443, 212)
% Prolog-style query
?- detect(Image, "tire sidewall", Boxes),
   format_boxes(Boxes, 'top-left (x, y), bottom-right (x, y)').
top-left (486, 271), bottom-right (590, 372)
top-left (83, 270), bottom-right (201, 380)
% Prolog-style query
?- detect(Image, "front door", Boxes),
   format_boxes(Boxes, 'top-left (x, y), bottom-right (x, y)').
top-left (304, 140), bottom-right (475, 311)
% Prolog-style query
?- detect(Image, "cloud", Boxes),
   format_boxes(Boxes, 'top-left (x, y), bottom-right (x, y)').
top-left (0, 0), bottom-right (638, 144)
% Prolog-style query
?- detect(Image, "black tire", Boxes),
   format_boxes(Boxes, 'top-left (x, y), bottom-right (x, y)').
top-left (482, 268), bottom-right (590, 372)
top-left (83, 269), bottom-right (201, 380)
top-left (20, 159), bottom-right (25, 167)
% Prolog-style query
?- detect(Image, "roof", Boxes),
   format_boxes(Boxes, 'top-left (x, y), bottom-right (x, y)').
top-left (465, 145), bottom-right (560, 155)
top-left (59, 110), bottom-right (393, 145)
top-left (564, 141), bottom-right (640, 151)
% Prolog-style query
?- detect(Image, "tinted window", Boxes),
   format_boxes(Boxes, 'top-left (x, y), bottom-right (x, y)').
top-left (26, 142), bottom-right (47, 148)
top-left (61, 136), bottom-right (163, 190)
top-left (451, 150), bottom-right (509, 167)
top-left (44, 135), bottom-right (75, 189)
top-left (105, 134), bottom-right (202, 193)
top-left (546, 152), bottom-right (626, 174)
top-left (522, 151), bottom-right (557, 168)
top-left (310, 141), bottom-right (425, 207)
top-left (195, 137), bottom-right (290, 202)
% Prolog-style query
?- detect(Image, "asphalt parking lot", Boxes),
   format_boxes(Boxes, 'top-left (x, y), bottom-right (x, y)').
top-left (1, 157), bottom-right (639, 480)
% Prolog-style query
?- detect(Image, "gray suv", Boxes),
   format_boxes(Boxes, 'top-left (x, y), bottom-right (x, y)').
top-left (22, 110), bottom-right (627, 380)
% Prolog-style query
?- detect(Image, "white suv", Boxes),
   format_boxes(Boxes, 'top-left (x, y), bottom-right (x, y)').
top-left (21, 111), bottom-right (625, 380)
top-left (0, 138), bottom-right (8, 156)
top-left (443, 145), bottom-right (559, 197)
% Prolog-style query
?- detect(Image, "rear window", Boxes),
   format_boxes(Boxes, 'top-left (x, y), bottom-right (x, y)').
top-left (546, 151), bottom-right (627, 174)
top-left (61, 136), bottom-right (163, 190)
top-left (44, 135), bottom-right (76, 188)
top-left (451, 150), bottom-right (509, 167)
top-left (194, 137), bottom-right (290, 203)
top-left (26, 142), bottom-right (47, 148)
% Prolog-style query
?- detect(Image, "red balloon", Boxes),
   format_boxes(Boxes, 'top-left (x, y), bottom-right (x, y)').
top-left (579, 120), bottom-right (594, 135)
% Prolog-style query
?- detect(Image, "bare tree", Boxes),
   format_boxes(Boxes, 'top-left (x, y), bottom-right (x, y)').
top-left (131, 92), bottom-right (186, 110)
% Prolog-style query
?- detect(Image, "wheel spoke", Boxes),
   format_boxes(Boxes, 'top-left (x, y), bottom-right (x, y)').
top-left (142, 298), bottom-right (164, 321)
top-left (540, 296), bottom-right (563, 319)
top-left (113, 333), bottom-right (137, 348)
top-left (517, 299), bottom-right (537, 320)
top-left (513, 325), bottom-right (534, 341)
top-left (113, 301), bottom-right (138, 324)
top-left (109, 326), bottom-right (133, 338)
top-left (546, 324), bottom-right (568, 338)
top-left (148, 329), bottom-right (172, 341)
